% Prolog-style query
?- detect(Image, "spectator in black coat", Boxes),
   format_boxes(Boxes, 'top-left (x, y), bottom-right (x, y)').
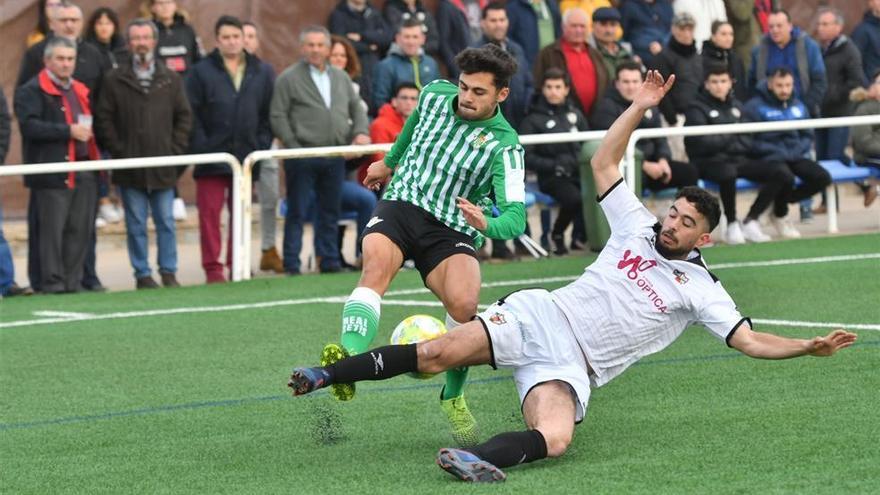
top-left (382, 0), bottom-right (440, 56)
top-left (329, 0), bottom-right (392, 112)
top-left (144, 0), bottom-right (203, 76)
top-left (518, 68), bottom-right (589, 255)
top-left (17, 3), bottom-right (109, 96)
top-left (685, 65), bottom-right (793, 244)
top-left (186, 16), bottom-right (274, 284)
top-left (815, 7), bottom-right (866, 162)
top-left (436, 0), bottom-right (486, 78)
top-left (84, 7), bottom-right (127, 69)
top-left (701, 20), bottom-right (747, 100)
top-left (591, 61), bottom-right (699, 193)
top-left (506, 0), bottom-right (562, 71)
top-left (653, 12), bottom-right (702, 124)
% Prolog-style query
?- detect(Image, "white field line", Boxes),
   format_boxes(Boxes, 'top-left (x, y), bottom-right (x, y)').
top-left (1, 253), bottom-right (877, 330)
top-left (32, 311), bottom-right (95, 319)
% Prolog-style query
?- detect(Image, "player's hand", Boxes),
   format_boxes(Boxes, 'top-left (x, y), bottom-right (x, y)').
top-left (642, 160), bottom-right (666, 181)
top-left (807, 329), bottom-right (857, 357)
top-left (456, 197), bottom-right (487, 231)
top-left (633, 70), bottom-right (675, 111)
top-left (657, 158), bottom-right (672, 184)
top-left (363, 159), bottom-right (392, 191)
top-left (649, 41), bottom-right (663, 55)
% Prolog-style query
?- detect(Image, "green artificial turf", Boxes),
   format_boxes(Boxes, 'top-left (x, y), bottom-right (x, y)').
top-left (1, 234), bottom-right (878, 494)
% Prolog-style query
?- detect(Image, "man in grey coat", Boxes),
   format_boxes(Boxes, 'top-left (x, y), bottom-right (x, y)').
top-left (270, 25), bottom-right (370, 274)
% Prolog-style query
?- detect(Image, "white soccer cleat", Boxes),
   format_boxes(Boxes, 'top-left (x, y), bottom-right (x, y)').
top-left (725, 221), bottom-right (746, 245)
top-left (741, 220), bottom-right (771, 243)
top-left (770, 215), bottom-right (801, 239)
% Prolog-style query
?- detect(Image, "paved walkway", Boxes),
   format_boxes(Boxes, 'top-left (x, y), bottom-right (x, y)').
top-left (3, 185), bottom-right (878, 292)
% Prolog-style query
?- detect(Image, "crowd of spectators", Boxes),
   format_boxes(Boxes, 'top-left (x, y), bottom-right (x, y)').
top-left (2, 0), bottom-right (880, 297)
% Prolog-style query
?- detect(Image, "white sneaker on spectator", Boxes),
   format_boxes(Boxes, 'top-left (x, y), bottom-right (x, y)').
top-left (725, 221), bottom-right (746, 245)
top-left (95, 216), bottom-right (108, 229)
top-left (173, 198), bottom-right (187, 221)
top-left (98, 202), bottom-right (122, 223)
top-left (741, 219), bottom-right (771, 243)
top-left (770, 215), bottom-right (801, 239)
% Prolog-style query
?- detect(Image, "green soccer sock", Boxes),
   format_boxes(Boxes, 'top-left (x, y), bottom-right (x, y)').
top-left (340, 287), bottom-right (382, 355)
top-left (442, 313), bottom-right (469, 400)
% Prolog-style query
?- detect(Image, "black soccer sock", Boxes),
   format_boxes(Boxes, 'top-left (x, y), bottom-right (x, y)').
top-left (325, 344), bottom-right (418, 384)
top-left (469, 429), bottom-right (548, 468)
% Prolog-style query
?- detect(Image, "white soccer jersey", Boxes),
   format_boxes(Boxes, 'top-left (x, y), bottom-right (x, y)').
top-left (553, 179), bottom-right (748, 387)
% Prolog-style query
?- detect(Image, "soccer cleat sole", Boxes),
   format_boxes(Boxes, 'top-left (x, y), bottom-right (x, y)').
top-left (321, 344), bottom-right (355, 401)
top-left (288, 369), bottom-right (318, 396)
top-left (436, 448), bottom-right (506, 483)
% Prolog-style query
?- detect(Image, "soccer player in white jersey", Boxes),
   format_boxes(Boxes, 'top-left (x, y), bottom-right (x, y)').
top-left (289, 71), bottom-right (857, 482)
top-left (321, 43), bottom-right (527, 446)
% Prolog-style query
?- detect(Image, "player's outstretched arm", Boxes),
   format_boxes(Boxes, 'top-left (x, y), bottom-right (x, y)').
top-left (728, 324), bottom-right (857, 359)
top-left (591, 70), bottom-right (675, 197)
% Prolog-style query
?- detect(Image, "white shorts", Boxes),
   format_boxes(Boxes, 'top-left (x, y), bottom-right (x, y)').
top-left (477, 289), bottom-right (591, 422)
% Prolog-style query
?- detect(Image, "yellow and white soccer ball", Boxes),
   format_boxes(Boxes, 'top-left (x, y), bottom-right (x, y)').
top-left (390, 314), bottom-right (447, 379)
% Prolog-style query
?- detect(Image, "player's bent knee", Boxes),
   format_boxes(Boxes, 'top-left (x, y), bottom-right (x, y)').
top-left (416, 339), bottom-right (452, 374)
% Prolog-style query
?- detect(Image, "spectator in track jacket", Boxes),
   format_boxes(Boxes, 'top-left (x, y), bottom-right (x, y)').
top-left (371, 18), bottom-right (440, 110)
top-left (744, 68), bottom-right (832, 239)
top-left (186, 16), bottom-right (275, 284)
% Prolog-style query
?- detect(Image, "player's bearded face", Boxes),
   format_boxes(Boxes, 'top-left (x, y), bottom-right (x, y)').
top-left (655, 200), bottom-right (706, 259)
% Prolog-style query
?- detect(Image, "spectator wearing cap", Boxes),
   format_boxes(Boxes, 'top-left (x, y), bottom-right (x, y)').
top-left (382, 0), bottom-right (440, 56)
top-left (533, 8), bottom-right (607, 119)
top-left (747, 9), bottom-right (827, 118)
top-left (506, 0), bottom-right (563, 71)
top-left (672, 0), bottom-right (727, 48)
top-left (588, 7), bottom-right (637, 83)
top-left (653, 12), bottom-right (703, 125)
top-left (852, 0), bottom-right (880, 83)
top-left (559, 0), bottom-right (620, 38)
top-left (620, 0), bottom-right (673, 65)
top-left (371, 18), bottom-right (440, 110)
top-left (472, 2), bottom-right (533, 127)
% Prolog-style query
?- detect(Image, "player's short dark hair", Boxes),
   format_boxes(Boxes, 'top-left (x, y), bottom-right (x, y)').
top-left (541, 67), bottom-right (570, 87)
top-left (676, 186), bottom-right (721, 232)
top-left (215, 15), bottom-right (243, 36)
top-left (769, 66), bottom-right (794, 80)
top-left (703, 62), bottom-right (731, 81)
top-left (482, 1), bottom-right (506, 18)
top-left (454, 43), bottom-right (518, 89)
top-left (615, 60), bottom-right (643, 80)
top-left (392, 82), bottom-right (419, 98)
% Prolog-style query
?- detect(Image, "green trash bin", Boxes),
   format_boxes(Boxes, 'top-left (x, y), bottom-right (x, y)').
top-left (578, 140), bottom-right (642, 252)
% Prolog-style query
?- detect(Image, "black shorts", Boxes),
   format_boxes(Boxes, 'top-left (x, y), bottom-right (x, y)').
top-left (362, 200), bottom-right (478, 283)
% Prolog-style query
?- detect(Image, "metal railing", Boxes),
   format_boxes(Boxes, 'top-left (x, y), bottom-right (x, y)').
top-left (0, 153), bottom-right (244, 280)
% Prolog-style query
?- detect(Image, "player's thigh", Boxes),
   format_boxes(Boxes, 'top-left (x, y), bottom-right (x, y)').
top-left (417, 319), bottom-right (492, 373)
top-left (522, 380), bottom-right (577, 458)
top-left (425, 253), bottom-right (481, 320)
top-left (358, 233), bottom-right (404, 294)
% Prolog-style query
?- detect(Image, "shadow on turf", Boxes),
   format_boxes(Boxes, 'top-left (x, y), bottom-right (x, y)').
top-left (306, 399), bottom-right (346, 445)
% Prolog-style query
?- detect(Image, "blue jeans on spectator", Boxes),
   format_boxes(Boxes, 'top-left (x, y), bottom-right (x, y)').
top-left (341, 180), bottom-right (378, 257)
top-left (283, 157), bottom-right (344, 273)
top-left (119, 186), bottom-right (177, 278)
top-left (0, 202), bottom-right (14, 296)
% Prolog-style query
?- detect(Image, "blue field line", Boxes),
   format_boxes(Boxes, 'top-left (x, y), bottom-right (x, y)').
top-left (2, 341), bottom-right (876, 433)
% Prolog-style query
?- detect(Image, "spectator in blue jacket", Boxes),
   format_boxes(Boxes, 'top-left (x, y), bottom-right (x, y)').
top-left (744, 68), bottom-right (831, 239)
top-left (620, 0), bottom-right (673, 65)
top-left (186, 15), bottom-right (274, 283)
top-left (852, 0), bottom-right (880, 83)
top-left (747, 9), bottom-right (827, 118)
top-left (329, 0), bottom-right (392, 113)
top-left (371, 18), bottom-right (439, 110)
top-left (473, 2), bottom-right (533, 127)
top-left (506, 0), bottom-right (562, 71)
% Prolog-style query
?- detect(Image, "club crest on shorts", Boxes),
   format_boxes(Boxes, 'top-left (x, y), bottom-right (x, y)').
top-left (488, 312), bottom-right (507, 325)
top-left (673, 268), bottom-right (689, 285)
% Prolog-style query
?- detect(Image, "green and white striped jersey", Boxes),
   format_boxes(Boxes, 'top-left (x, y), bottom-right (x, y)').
top-left (382, 80), bottom-right (526, 244)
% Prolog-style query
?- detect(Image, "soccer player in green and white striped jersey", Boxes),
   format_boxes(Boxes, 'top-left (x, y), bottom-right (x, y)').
top-left (320, 44), bottom-right (526, 447)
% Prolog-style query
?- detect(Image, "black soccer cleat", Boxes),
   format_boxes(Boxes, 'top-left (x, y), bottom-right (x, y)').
top-left (436, 448), bottom-right (506, 482)
top-left (287, 367), bottom-right (329, 396)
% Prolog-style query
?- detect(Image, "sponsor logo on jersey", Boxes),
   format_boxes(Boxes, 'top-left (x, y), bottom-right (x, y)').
top-left (454, 242), bottom-right (476, 252)
top-left (673, 268), bottom-right (689, 285)
top-left (366, 216), bottom-right (383, 228)
top-left (617, 249), bottom-right (668, 313)
top-left (488, 312), bottom-right (507, 325)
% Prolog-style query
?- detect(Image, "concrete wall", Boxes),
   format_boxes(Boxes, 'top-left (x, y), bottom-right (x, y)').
top-left (0, 0), bottom-right (867, 216)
